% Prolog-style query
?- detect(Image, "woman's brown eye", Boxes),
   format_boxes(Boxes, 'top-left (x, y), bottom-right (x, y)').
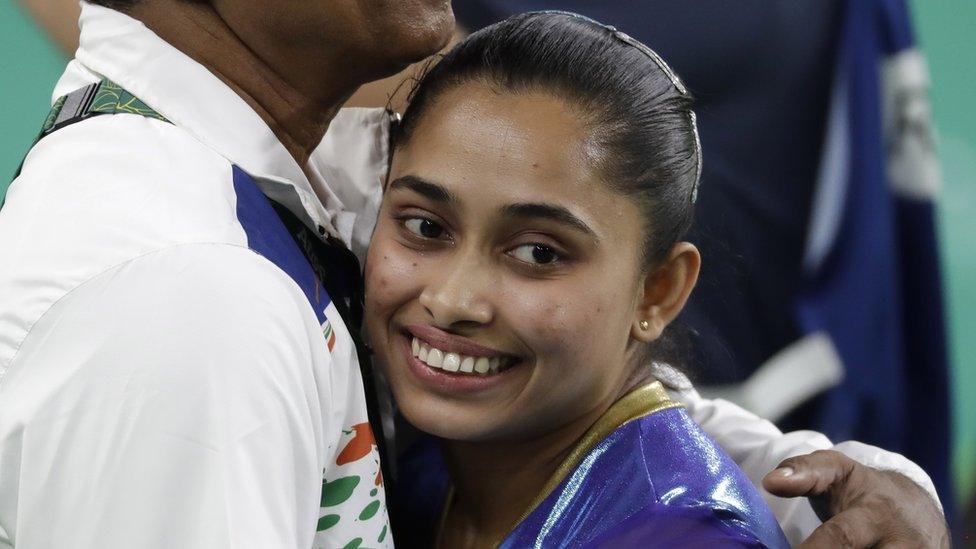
top-left (511, 243), bottom-right (559, 265)
top-left (404, 217), bottom-right (445, 239)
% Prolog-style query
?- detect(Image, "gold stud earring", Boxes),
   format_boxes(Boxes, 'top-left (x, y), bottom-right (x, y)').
top-left (639, 320), bottom-right (650, 331)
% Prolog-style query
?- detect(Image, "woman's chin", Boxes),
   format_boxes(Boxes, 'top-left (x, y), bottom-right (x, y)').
top-left (398, 398), bottom-right (495, 441)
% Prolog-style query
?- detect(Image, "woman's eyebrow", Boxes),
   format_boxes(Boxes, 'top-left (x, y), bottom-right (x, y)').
top-left (387, 175), bottom-right (458, 204)
top-left (501, 203), bottom-right (598, 239)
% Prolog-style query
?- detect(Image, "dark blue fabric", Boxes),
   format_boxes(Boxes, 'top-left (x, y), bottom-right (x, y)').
top-left (896, 197), bottom-right (951, 506)
top-left (584, 505), bottom-right (772, 548)
top-left (389, 436), bottom-right (450, 548)
top-left (393, 408), bottom-right (788, 547)
top-left (503, 408), bottom-right (788, 548)
top-left (796, 0), bottom-right (904, 447)
top-left (796, 0), bottom-right (953, 515)
top-left (231, 165), bottom-right (331, 323)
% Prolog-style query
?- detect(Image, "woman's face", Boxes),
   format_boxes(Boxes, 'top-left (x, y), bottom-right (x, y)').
top-left (365, 84), bottom-right (658, 442)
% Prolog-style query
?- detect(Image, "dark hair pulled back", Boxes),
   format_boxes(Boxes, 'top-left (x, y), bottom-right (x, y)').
top-left (392, 11), bottom-right (701, 268)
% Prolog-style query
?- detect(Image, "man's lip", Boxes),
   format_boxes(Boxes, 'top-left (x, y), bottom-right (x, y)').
top-left (404, 324), bottom-right (512, 358)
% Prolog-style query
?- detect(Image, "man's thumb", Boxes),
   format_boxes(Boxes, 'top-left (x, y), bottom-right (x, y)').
top-left (762, 450), bottom-right (855, 499)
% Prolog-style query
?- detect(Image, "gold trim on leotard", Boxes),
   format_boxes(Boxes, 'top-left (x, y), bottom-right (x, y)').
top-left (435, 381), bottom-right (682, 547)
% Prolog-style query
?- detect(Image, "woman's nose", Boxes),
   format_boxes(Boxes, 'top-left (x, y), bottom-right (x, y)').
top-left (418, 251), bottom-right (493, 328)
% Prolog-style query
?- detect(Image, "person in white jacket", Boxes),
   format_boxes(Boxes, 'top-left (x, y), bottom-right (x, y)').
top-left (0, 1), bottom-right (947, 547)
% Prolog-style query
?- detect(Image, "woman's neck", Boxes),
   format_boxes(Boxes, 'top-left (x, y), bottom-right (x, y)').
top-left (439, 367), bottom-right (655, 546)
top-left (439, 409), bottom-right (604, 546)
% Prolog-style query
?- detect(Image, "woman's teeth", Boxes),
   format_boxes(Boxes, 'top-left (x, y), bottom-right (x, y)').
top-left (411, 337), bottom-right (505, 375)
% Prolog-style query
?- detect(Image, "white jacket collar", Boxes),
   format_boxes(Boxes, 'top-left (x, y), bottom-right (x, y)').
top-left (54, 2), bottom-right (390, 255)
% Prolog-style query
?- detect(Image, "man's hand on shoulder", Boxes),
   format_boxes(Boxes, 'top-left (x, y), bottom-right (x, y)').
top-left (763, 449), bottom-right (949, 548)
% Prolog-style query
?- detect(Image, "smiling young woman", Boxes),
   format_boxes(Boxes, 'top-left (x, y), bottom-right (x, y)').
top-left (364, 11), bottom-right (788, 548)
top-left (370, 83), bottom-right (678, 445)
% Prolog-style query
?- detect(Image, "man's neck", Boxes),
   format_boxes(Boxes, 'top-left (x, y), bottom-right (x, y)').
top-left (127, 0), bottom-right (356, 167)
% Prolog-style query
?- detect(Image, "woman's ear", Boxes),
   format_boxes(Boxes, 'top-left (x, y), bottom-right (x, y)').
top-left (631, 242), bottom-right (700, 343)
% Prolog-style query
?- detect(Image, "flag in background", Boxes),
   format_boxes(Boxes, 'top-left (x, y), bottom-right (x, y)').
top-left (798, 0), bottom-right (952, 519)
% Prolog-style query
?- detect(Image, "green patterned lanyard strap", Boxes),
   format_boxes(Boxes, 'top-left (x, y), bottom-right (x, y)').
top-left (3, 79), bottom-right (167, 207)
top-left (43, 79), bottom-right (167, 132)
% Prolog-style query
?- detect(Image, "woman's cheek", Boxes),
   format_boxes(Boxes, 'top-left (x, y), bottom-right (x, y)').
top-left (365, 234), bottom-right (422, 312)
top-left (503, 278), bottom-right (605, 356)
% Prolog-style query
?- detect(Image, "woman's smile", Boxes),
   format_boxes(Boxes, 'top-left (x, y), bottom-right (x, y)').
top-left (406, 324), bottom-right (517, 374)
top-left (395, 324), bottom-right (526, 394)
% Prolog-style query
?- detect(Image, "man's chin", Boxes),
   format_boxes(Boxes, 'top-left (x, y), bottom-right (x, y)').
top-left (396, 4), bottom-right (456, 65)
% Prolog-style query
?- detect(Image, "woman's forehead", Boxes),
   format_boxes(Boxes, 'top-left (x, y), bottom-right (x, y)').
top-left (393, 85), bottom-right (603, 199)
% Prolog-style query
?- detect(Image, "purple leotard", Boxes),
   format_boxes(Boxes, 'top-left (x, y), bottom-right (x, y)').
top-left (392, 383), bottom-right (789, 548)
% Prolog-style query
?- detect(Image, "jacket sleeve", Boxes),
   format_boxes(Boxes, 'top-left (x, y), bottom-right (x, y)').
top-left (672, 384), bottom-right (941, 545)
top-left (0, 243), bottom-right (330, 549)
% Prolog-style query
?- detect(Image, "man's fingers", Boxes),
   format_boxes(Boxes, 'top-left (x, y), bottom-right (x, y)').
top-left (764, 450), bottom-right (949, 548)
top-left (762, 449), bottom-right (857, 498)
top-left (796, 508), bottom-right (882, 549)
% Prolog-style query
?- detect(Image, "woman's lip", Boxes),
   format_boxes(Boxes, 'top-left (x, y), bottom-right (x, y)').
top-left (404, 324), bottom-right (513, 359)
top-left (400, 334), bottom-right (519, 394)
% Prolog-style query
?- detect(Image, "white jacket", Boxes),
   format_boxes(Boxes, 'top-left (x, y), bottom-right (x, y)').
top-left (0, 4), bottom-right (390, 548)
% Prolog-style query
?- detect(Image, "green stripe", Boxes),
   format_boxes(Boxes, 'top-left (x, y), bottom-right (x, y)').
top-left (5, 79), bottom-right (167, 209)
top-left (89, 80), bottom-right (167, 122)
top-left (40, 95), bottom-right (67, 133)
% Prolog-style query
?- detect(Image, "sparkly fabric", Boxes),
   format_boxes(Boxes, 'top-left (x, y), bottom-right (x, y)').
top-left (394, 405), bottom-right (788, 548)
top-left (501, 407), bottom-right (788, 547)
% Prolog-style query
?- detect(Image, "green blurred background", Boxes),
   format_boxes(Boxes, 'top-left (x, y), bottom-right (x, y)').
top-left (1, 0), bottom-right (973, 513)
top-left (912, 0), bottom-right (976, 513)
